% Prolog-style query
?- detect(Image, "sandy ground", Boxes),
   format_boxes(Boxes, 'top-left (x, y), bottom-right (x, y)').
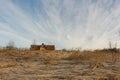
top-left (0, 50), bottom-right (120, 80)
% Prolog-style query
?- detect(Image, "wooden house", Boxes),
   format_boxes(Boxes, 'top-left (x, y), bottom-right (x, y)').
top-left (30, 43), bottom-right (55, 51)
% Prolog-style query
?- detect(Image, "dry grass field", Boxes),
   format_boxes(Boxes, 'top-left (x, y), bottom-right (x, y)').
top-left (0, 49), bottom-right (120, 80)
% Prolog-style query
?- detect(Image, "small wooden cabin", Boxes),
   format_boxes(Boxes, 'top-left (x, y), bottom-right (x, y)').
top-left (30, 43), bottom-right (55, 51)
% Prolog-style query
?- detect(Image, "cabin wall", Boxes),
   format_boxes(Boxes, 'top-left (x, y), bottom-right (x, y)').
top-left (30, 45), bottom-right (41, 50)
top-left (44, 45), bottom-right (55, 50)
top-left (30, 44), bottom-right (55, 50)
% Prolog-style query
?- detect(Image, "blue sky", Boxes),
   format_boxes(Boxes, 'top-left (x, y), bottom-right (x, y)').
top-left (0, 0), bottom-right (120, 49)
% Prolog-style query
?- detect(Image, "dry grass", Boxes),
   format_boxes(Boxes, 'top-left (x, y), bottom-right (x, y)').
top-left (0, 62), bottom-right (17, 68)
top-left (66, 51), bottom-right (92, 61)
top-left (97, 74), bottom-right (120, 80)
top-left (0, 49), bottom-right (119, 80)
top-left (66, 51), bottom-right (120, 63)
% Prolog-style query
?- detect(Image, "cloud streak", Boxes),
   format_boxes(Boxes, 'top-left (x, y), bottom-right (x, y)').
top-left (0, 0), bottom-right (120, 49)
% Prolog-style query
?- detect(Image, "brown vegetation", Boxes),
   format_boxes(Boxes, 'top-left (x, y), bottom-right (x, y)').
top-left (0, 49), bottom-right (119, 80)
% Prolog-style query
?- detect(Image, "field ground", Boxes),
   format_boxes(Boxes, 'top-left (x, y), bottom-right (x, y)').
top-left (0, 49), bottom-right (120, 80)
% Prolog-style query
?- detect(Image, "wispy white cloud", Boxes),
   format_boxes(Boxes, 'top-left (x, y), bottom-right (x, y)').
top-left (0, 0), bottom-right (120, 49)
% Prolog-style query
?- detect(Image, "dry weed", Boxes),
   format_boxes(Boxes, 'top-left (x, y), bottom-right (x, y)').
top-left (0, 62), bottom-right (17, 68)
top-left (98, 74), bottom-right (120, 80)
top-left (89, 61), bottom-right (107, 70)
top-left (110, 53), bottom-right (119, 64)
